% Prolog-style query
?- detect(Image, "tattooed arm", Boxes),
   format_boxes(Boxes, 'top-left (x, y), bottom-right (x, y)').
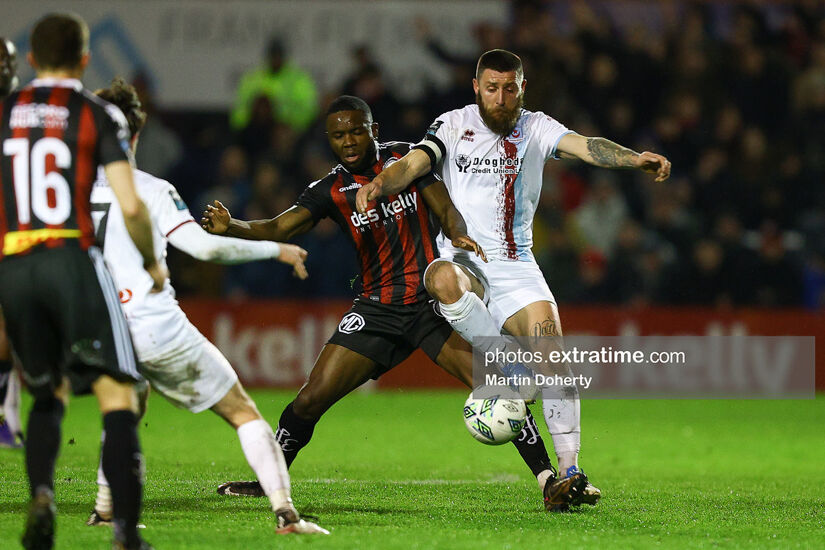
top-left (556, 133), bottom-right (672, 182)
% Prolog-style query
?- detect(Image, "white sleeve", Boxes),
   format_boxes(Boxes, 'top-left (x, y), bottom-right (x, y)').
top-left (413, 115), bottom-right (458, 167)
top-left (166, 221), bottom-right (281, 264)
top-left (149, 181), bottom-right (197, 237)
top-left (533, 112), bottom-right (573, 161)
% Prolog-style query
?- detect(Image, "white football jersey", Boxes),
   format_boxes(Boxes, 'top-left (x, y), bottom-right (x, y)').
top-left (91, 168), bottom-right (194, 361)
top-left (416, 104), bottom-right (571, 261)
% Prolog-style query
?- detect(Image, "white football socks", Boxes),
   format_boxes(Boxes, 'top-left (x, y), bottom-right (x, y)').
top-left (541, 385), bottom-right (581, 474)
top-left (3, 370), bottom-right (22, 437)
top-left (439, 291), bottom-right (500, 354)
top-left (95, 430), bottom-right (113, 519)
top-left (237, 418), bottom-right (292, 512)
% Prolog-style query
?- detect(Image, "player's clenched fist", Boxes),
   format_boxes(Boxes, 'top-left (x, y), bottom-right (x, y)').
top-left (277, 244), bottom-right (309, 280)
top-left (634, 151), bottom-right (672, 182)
top-left (202, 200), bottom-right (230, 234)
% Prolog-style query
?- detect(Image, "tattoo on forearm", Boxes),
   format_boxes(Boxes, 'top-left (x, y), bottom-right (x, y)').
top-left (586, 137), bottom-right (639, 168)
top-left (532, 319), bottom-right (558, 338)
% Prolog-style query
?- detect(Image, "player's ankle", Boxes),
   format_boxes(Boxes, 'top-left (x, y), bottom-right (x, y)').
top-left (536, 469), bottom-right (555, 489)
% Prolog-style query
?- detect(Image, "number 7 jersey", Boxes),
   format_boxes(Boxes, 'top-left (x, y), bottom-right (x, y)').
top-left (0, 78), bottom-right (131, 260)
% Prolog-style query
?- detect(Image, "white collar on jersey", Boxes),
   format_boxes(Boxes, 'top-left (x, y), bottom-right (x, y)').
top-left (28, 78), bottom-right (83, 91)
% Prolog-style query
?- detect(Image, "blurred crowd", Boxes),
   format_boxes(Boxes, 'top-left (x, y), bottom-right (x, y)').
top-left (136, 0), bottom-right (825, 309)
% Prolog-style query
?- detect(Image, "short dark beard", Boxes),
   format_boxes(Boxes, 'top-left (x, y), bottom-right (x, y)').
top-left (476, 91), bottom-right (524, 136)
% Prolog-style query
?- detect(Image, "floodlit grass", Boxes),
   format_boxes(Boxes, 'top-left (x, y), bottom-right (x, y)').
top-left (1, 390), bottom-right (823, 548)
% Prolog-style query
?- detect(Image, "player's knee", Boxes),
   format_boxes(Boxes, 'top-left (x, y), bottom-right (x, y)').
top-left (425, 261), bottom-right (464, 302)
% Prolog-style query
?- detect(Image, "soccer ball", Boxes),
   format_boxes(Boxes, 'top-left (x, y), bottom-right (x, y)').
top-left (463, 393), bottom-right (527, 445)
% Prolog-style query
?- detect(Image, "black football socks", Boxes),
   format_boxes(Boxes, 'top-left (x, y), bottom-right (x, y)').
top-left (511, 410), bottom-right (555, 477)
top-left (276, 401), bottom-right (318, 468)
top-left (25, 397), bottom-right (65, 496)
top-left (102, 410), bottom-right (143, 545)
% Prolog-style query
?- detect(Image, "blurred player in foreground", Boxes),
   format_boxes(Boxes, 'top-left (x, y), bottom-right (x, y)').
top-left (0, 13), bottom-right (164, 550)
top-left (357, 49), bottom-right (672, 507)
top-left (0, 36), bottom-right (24, 450)
top-left (204, 95), bottom-right (585, 511)
top-left (85, 78), bottom-right (327, 535)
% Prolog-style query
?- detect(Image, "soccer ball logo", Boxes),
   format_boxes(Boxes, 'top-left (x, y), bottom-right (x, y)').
top-left (463, 393), bottom-right (527, 445)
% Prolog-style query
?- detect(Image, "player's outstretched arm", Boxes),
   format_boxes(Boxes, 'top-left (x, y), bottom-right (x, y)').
top-left (105, 160), bottom-right (166, 290)
top-left (168, 222), bottom-right (308, 279)
top-left (421, 181), bottom-right (487, 262)
top-left (556, 133), bottom-right (672, 182)
top-left (356, 148), bottom-right (432, 213)
top-left (202, 200), bottom-right (315, 241)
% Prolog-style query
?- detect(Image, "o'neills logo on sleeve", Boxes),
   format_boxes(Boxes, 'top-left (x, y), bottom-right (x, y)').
top-left (350, 191), bottom-right (418, 230)
top-left (338, 181), bottom-right (363, 192)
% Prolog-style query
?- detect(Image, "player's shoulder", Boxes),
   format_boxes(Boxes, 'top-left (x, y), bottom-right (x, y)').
top-left (379, 140), bottom-right (413, 157)
top-left (305, 166), bottom-right (341, 191)
top-left (78, 88), bottom-right (129, 128)
top-left (522, 109), bottom-right (564, 128)
top-left (435, 104), bottom-right (477, 127)
top-left (133, 169), bottom-right (173, 192)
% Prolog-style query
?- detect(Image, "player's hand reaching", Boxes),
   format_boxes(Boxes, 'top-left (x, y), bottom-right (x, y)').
top-left (355, 177), bottom-right (383, 213)
top-left (202, 200), bottom-right (231, 234)
top-left (451, 235), bottom-right (487, 263)
top-left (634, 151), bottom-right (672, 182)
top-left (145, 261), bottom-right (168, 293)
top-left (277, 243), bottom-right (309, 280)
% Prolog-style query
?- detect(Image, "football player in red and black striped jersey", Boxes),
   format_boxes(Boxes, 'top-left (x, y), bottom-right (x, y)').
top-left (204, 96), bottom-right (567, 503)
top-left (0, 14), bottom-right (160, 550)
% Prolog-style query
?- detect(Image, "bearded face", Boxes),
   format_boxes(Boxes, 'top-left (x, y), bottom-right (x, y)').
top-left (476, 90), bottom-right (524, 136)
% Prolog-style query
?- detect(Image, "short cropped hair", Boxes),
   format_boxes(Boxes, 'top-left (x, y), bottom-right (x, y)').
top-left (30, 13), bottom-right (89, 71)
top-left (326, 95), bottom-right (373, 121)
top-left (476, 49), bottom-right (523, 80)
top-left (95, 77), bottom-right (147, 140)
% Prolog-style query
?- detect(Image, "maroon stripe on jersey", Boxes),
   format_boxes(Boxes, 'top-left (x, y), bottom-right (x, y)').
top-left (43, 87), bottom-right (72, 249)
top-left (0, 104), bottom-right (6, 257)
top-left (74, 103), bottom-right (97, 250)
top-left (387, 152), bottom-right (420, 304)
top-left (501, 140), bottom-right (518, 260)
top-left (11, 88), bottom-right (35, 232)
top-left (330, 173), bottom-right (374, 293)
top-left (387, 189), bottom-right (419, 305)
top-left (354, 174), bottom-right (394, 303)
top-left (166, 219), bottom-right (194, 237)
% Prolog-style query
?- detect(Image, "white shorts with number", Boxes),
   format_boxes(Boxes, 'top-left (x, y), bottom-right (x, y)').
top-left (138, 322), bottom-right (238, 413)
top-left (429, 251), bottom-right (556, 332)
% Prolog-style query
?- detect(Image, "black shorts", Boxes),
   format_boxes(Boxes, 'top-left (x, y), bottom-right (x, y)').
top-left (0, 245), bottom-right (140, 399)
top-left (328, 297), bottom-right (453, 378)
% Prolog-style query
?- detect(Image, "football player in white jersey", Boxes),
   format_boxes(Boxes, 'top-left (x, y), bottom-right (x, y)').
top-left (86, 78), bottom-right (328, 535)
top-left (357, 49), bottom-right (671, 509)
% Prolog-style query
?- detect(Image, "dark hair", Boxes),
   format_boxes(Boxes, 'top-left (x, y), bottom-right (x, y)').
top-left (326, 95), bottom-right (372, 121)
top-left (0, 38), bottom-right (18, 98)
top-left (30, 13), bottom-right (89, 70)
top-left (95, 77), bottom-right (147, 140)
top-left (476, 49), bottom-right (523, 80)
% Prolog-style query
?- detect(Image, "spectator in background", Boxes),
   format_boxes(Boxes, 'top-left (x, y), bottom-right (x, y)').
top-left (231, 38), bottom-right (319, 133)
top-left (574, 173), bottom-right (628, 254)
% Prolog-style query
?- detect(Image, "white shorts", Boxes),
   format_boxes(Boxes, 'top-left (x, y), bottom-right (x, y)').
top-left (430, 251), bottom-right (556, 332)
top-left (138, 323), bottom-right (238, 413)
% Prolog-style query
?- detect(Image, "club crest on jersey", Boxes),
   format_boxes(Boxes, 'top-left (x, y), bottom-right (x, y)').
top-left (455, 154), bottom-right (471, 173)
top-left (338, 312), bottom-right (365, 334)
top-left (508, 127), bottom-right (524, 143)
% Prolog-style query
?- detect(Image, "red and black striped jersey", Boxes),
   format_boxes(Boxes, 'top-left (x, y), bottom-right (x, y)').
top-left (0, 78), bottom-right (131, 260)
top-left (296, 142), bottom-right (440, 306)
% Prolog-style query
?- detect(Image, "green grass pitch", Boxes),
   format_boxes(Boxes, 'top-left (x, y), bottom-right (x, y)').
top-left (1, 390), bottom-right (823, 549)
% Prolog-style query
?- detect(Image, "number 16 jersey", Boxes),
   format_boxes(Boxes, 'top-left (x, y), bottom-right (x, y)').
top-left (0, 78), bottom-right (131, 260)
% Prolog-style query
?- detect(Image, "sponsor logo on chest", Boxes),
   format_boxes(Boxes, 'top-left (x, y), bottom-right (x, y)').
top-left (349, 191), bottom-right (418, 231)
